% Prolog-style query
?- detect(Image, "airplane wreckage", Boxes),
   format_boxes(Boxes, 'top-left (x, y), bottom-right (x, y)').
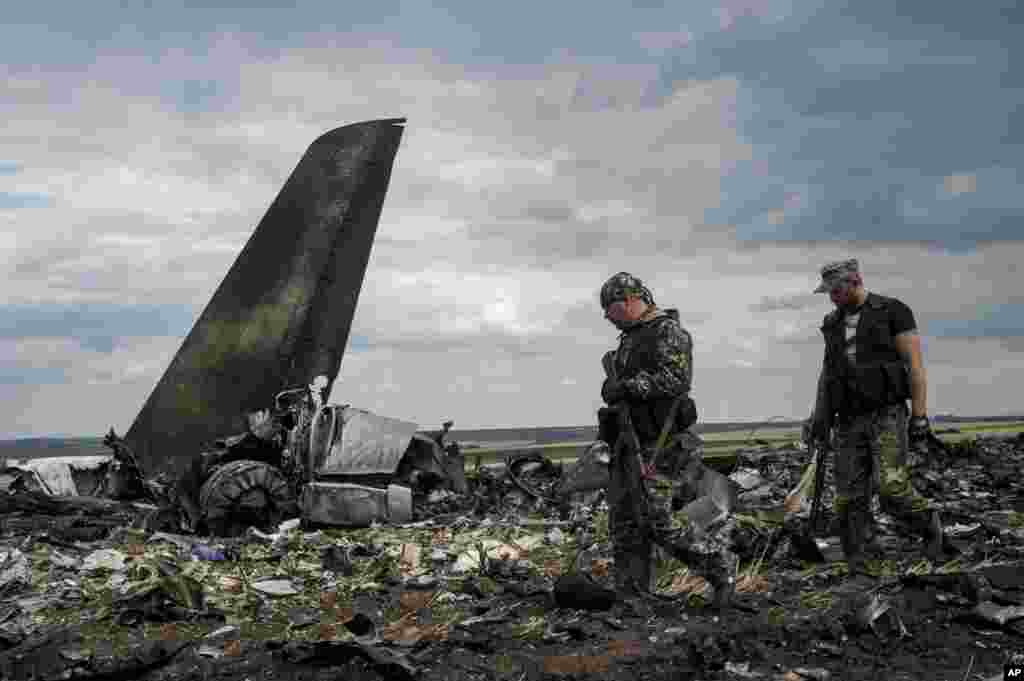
top-left (2, 118), bottom-right (470, 533)
top-left (3, 119), bottom-right (1024, 680)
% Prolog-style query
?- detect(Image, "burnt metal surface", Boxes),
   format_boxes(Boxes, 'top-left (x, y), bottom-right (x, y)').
top-left (125, 118), bottom-right (406, 481)
top-left (300, 481), bottom-right (412, 527)
top-left (310, 407), bottom-right (419, 477)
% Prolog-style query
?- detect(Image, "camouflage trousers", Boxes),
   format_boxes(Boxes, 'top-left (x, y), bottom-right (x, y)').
top-left (609, 431), bottom-right (737, 593)
top-left (833, 402), bottom-right (931, 523)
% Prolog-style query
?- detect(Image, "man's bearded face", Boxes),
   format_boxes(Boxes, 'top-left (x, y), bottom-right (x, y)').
top-left (829, 279), bottom-right (858, 309)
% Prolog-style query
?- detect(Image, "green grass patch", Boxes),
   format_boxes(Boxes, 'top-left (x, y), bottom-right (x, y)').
top-left (495, 654), bottom-right (517, 674)
top-left (511, 614), bottom-right (546, 641)
top-left (796, 561), bottom-right (848, 581)
top-left (936, 420), bottom-right (1024, 433)
top-left (799, 590), bottom-right (834, 610)
top-left (62, 620), bottom-right (138, 657)
top-left (593, 511), bottom-right (609, 544)
top-left (463, 421), bottom-right (1023, 474)
top-left (862, 559), bottom-right (898, 577)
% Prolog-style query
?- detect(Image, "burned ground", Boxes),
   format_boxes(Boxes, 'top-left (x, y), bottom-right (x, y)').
top-left (2, 433), bottom-right (1023, 680)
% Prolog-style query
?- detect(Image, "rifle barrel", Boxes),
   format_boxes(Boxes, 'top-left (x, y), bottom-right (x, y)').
top-left (809, 442), bottom-right (829, 536)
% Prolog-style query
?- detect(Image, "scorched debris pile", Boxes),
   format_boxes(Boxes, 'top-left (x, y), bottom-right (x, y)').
top-left (2, 426), bottom-right (1024, 680)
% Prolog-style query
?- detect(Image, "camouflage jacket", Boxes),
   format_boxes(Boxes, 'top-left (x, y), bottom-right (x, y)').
top-left (605, 307), bottom-right (694, 443)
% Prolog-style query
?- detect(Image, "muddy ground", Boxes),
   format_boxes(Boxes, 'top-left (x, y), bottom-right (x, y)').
top-left (2, 433), bottom-right (1023, 681)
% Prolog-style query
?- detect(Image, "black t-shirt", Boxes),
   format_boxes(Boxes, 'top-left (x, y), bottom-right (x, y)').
top-left (841, 295), bottom-right (917, 335)
top-left (838, 295), bottom-right (917, 361)
top-left (886, 297), bottom-right (917, 336)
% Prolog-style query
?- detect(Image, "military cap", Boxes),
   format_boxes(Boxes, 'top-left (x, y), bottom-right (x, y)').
top-left (600, 272), bottom-right (654, 309)
top-left (813, 259), bottom-right (860, 293)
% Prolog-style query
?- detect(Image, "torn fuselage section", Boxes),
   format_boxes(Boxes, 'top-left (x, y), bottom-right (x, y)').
top-left (301, 406), bottom-right (426, 528)
top-left (7, 385), bottom-right (465, 538)
top-left (170, 383), bottom-right (466, 535)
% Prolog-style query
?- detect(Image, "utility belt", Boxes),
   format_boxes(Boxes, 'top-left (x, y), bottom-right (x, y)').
top-left (836, 400), bottom-right (907, 427)
top-left (597, 395), bottom-right (697, 446)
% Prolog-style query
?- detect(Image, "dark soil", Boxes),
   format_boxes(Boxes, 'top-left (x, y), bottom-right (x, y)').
top-left (3, 433), bottom-right (1024, 680)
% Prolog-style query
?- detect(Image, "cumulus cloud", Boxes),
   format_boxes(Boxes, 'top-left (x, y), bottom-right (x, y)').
top-left (2, 8), bottom-right (1023, 437)
top-left (633, 30), bottom-right (692, 54)
top-left (0, 36), bottom-right (752, 435)
top-left (750, 293), bottom-right (821, 313)
top-left (943, 174), bottom-right (977, 195)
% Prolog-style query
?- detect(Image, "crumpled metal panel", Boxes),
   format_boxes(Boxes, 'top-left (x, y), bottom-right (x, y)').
top-left (554, 442), bottom-right (610, 498)
top-left (301, 481), bottom-right (412, 527)
top-left (0, 456), bottom-right (112, 496)
top-left (311, 407), bottom-right (419, 476)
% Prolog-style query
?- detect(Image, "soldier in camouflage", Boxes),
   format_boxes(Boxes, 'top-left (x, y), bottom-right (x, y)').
top-left (810, 259), bottom-right (952, 577)
top-left (597, 272), bottom-right (737, 609)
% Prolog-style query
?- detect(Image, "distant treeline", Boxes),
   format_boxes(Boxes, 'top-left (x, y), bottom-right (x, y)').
top-left (0, 437), bottom-right (108, 459)
top-left (448, 421), bottom-right (807, 445)
top-left (931, 414), bottom-right (1024, 423)
top-left (2, 414), bottom-right (1022, 458)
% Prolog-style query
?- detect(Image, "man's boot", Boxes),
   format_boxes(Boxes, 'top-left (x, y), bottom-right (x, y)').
top-left (613, 541), bottom-right (652, 596)
top-left (910, 509), bottom-right (947, 563)
top-left (704, 550), bottom-right (737, 610)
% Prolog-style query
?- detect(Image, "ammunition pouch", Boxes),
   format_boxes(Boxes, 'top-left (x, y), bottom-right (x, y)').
top-left (597, 406), bottom-right (621, 446)
top-left (835, 361), bottom-right (910, 419)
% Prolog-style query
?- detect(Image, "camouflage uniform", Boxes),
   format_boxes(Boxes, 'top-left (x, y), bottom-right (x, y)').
top-left (812, 260), bottom-right (944, 571)
top-left (598, 273), bottom-right (737, 605)
top-left (832, 403), bottom-right (930, 518)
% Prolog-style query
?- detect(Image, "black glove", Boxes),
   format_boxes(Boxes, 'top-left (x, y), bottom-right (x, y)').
top-left (907, 415), bottom-right (932, 450)
top-left (601, 377), bottom-right (630, 405)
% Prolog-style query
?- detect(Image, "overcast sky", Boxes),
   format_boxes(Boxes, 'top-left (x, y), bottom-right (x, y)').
top-left (2, 1), bottom-right (1022, 438)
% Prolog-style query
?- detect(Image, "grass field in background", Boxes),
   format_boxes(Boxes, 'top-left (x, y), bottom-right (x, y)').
top-left (2, 421), bottom-right (1020, 473)
top-left (464, 420), bottom-right (1024, 470)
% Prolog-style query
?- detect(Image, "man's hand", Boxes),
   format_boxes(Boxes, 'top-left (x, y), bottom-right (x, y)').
top-left (639, 460), bottom-right (657, 480)
top-left (907, 415), bottom-right (932, 452)
top-left (601, 377), bottom-right (630, 405)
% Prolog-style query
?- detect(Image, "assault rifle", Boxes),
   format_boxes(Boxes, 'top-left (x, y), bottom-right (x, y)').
top-left (600, 352), bottom-right (650, 530)
top-left (808, 437), bottom-right (829, 537)
top-left (600, 352), bottom-right (654, 593)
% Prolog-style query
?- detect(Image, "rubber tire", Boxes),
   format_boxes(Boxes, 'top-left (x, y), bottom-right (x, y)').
top-left (199, 459), bottom-right (298, 537)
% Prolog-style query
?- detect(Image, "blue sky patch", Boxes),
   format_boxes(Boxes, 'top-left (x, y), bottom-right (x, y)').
top-left (1, 1), bottom-right (1020, 250)
top-left (681, 1), bottom-right (1024, 246)
top-left (167, 79), bottom-right (223, 115)
top-left (0, 193), bottom-right (51, 209)
top-left (0, 303), bottom-right (201, 352)
top-left (0, 366), bottom-right (67, 386)
top-left (347, 334), bottom-right (371, 353)
top-left (925, 303), bottom-right (1024, 338)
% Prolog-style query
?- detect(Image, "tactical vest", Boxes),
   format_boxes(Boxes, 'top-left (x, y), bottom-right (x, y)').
top-left (821, 292), bottom-right (911, 418)
top-left (615, 309), bottom-right (698, 444)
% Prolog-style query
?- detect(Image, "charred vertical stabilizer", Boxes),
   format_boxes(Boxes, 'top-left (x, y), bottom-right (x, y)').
top-left (125, 118), bottom-right (406, 479)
